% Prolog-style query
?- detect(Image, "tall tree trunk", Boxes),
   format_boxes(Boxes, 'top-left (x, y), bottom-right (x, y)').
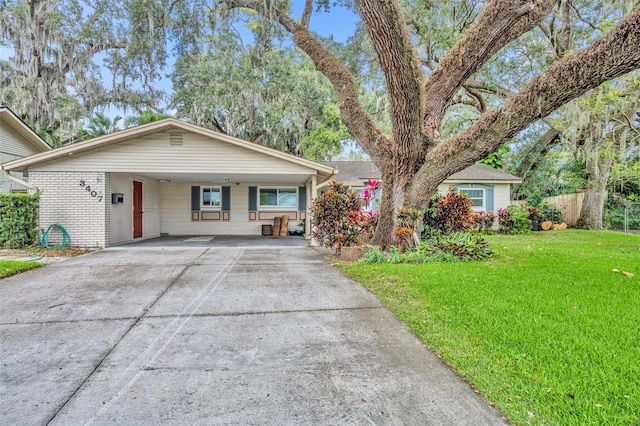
top-left (370, 165), bottom-right (396, 249)
top-left (576, 155), bottom-right (613, 229)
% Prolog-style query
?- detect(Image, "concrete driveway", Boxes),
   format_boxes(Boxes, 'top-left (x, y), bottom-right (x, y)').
top-left (0, 244), bottom-right (508, 425)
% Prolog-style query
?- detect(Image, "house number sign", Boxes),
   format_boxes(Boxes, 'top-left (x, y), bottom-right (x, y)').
top-left (79, 180), bottom-right (104, 202)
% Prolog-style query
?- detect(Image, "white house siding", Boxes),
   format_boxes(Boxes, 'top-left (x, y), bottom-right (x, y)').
top-left (493, 184), bottom-right (512, 212)
top-left (30, 171), bottom-right (110, 247)
top-left (110, 173), bottom-right (161, 245)
top-left (161, 183), bottom-right (260, 235)
top-left (29, 131), bottom-right (315, 176)
top-left (0, 119), bottom-right (41, 157)
top-left (160, 182), bottom-right (305, 236)
top-left (0, 119), bottom-right (42, 193)
top-left (438, 182), bottom-right (512, 214)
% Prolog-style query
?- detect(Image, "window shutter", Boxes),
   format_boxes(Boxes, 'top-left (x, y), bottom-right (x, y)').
top-left (298, 186), bottom-right (306, 211)
top-left (485, 185), bottom-right (494, 213)
top-left (248, 186), bottom-right (257, 210)
top-left (222, 186), bottom-right (231, 210)
top-left (191, 186), bottom-right (200, 211)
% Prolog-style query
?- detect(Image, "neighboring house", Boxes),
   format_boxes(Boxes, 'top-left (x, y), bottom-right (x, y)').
top-left (3, 118), bottom-right (334, 247)
top-left (0, 106), bottom-right (52, 193)
top-left (322, 161), bottom-right (522, 214)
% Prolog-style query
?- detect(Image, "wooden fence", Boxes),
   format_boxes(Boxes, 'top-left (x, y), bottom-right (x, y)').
top-left (511, 193), bottom-right (585, 226)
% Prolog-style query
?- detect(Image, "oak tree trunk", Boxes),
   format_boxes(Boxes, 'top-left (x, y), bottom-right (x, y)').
top-left (576, 155), bottom-right (613, 230)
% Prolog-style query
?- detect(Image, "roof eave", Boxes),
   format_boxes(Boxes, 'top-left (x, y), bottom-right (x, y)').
top-left (3, 118), bottom-right (335, 176)
top-left (444, 179), bottom-right (523, 184)
top-left (0, 107), bottom-right (51, 152)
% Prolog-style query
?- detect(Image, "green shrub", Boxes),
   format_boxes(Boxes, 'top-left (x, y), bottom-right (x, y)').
top-left (539, 202), bottom-right (563, 223)
top-left (472, 210), bottom-right (496, 233)
top-left (420, 231), bottom-right (493, 261)
top-left (311, 181), bottom-right (375, 252)
top-left (361, 231), bottom-right (493, 263)
top-left (498, 205), bottom-right (532, 234)
top-left (423, 187), bottom-right (475, 236)
top-left (0, 192), bottom-right (39, 248)
top-left (362, 247), bottom-right (387, 263)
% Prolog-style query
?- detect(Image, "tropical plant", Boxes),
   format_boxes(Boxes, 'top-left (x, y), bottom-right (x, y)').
top-left (419, 231), bottom-right (494, 262)
top-left (498, 205), bottom-right (532, 234)
top-left (394, 207), bottom-right (422, 250)
top-left (361, 231), bottom-right (493, 263)
top-left (126, 109), bottom-right (169, 127)
top-left (423, 187), bottom-right (475, 235)
top-left (472, 211), bottom-right (496, 233)
top-left (78, 113), bottom-right (122, 140)
top-left (310, 181), bottom-right (374, 252)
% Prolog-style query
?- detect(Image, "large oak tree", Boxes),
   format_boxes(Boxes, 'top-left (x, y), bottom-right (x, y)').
top-left (213, 0), bottom-right (640, 246)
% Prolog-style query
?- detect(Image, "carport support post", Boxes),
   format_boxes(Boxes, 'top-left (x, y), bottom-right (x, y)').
top-left (306, 176), bottom-right (316, 238)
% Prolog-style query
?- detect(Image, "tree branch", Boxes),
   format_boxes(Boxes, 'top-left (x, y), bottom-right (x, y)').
top-left (301, 0), bottom-right (313, 29)
top-left (221, 0), bottom-right (392, 165)
top-left (411, 6), bottom-right (640, 205)
top-left (422, 0), bottom-right (556, 143)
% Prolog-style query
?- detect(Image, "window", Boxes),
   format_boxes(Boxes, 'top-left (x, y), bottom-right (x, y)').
top-left (460, 188), bottom-right (484, 210)
top-left (201, 187), bottom-right (221, 208)
top-left (259, 187), bottom-right (297, 209)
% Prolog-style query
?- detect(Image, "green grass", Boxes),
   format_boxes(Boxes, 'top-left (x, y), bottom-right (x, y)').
top-left (0, 259), bottom-right (43, 279)
top-left (341, 230), bottom-right (640, 425)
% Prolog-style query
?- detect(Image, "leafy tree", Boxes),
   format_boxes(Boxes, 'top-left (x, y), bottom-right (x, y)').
top-left (170, 17), bottom-right (342, 156)
top-left (78, 113), bottom-right (122, 140)
top-left (556, 79), bottom-right (640, 229)
top-left (299, 104), bottom-right (350, 161)
top-left (126, 109), bottom-right (169, 127)
top-left (0, 0), bottom-right (165, 140)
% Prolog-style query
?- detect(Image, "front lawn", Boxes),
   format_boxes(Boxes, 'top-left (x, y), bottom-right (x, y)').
top-left (341, 230), bottom-right (640, 425)
top-left (0, 259), bottom-right (43, 278)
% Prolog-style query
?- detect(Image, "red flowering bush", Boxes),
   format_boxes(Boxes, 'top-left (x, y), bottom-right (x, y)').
top-left (311, 181), bottom-right (375, 252)
top-left (472, 211), bottom-right (496, 233)
top-left (423, 187), bottom-right (475, 235)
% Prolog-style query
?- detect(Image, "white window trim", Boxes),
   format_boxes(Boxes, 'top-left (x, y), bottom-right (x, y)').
top-left (460, 188), bottom-right (485, 212)
top-left (201, 186), bottom-right (222, 210)
top-left (258, 186), bottom-right (298, 210)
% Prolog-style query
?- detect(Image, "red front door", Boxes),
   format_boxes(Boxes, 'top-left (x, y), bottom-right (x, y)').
top-left (133, 181), bottom-right (143, 238)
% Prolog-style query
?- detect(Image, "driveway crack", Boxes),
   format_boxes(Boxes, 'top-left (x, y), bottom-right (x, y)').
top-left (45, 248), bottom-right (213, 425)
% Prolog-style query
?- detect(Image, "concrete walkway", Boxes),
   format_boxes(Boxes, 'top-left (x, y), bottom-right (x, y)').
top-left (0, 245), bottom-right (508, 425)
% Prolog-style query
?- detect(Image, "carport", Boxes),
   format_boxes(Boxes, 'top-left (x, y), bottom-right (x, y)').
top-left (2, 118), bottom-right (335, 248)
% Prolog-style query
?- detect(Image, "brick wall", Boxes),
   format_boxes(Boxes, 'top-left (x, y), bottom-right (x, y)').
top-left (30, 171), bottom-right (111, 247)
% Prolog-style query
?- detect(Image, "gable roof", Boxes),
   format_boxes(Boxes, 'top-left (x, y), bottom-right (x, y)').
top-left (0, 106), bottom-right (52, 152)
top-left (3, 118), bottom-right (335, 181)
top-left (322, 161), bottom-right (521, 184)
top-left (321, 161), bottom-right (381, 184)
top-left (446, 163), bottom-right (522, 183)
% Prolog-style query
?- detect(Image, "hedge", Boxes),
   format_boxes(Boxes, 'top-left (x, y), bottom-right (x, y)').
top-left (0, 192), bottom-right (39, 248)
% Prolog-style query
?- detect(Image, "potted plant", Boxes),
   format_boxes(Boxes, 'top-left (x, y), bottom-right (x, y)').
top-left (289, 219), bottom-right (305, 235)
top-left (528, 206), bottom-right (541, 231)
